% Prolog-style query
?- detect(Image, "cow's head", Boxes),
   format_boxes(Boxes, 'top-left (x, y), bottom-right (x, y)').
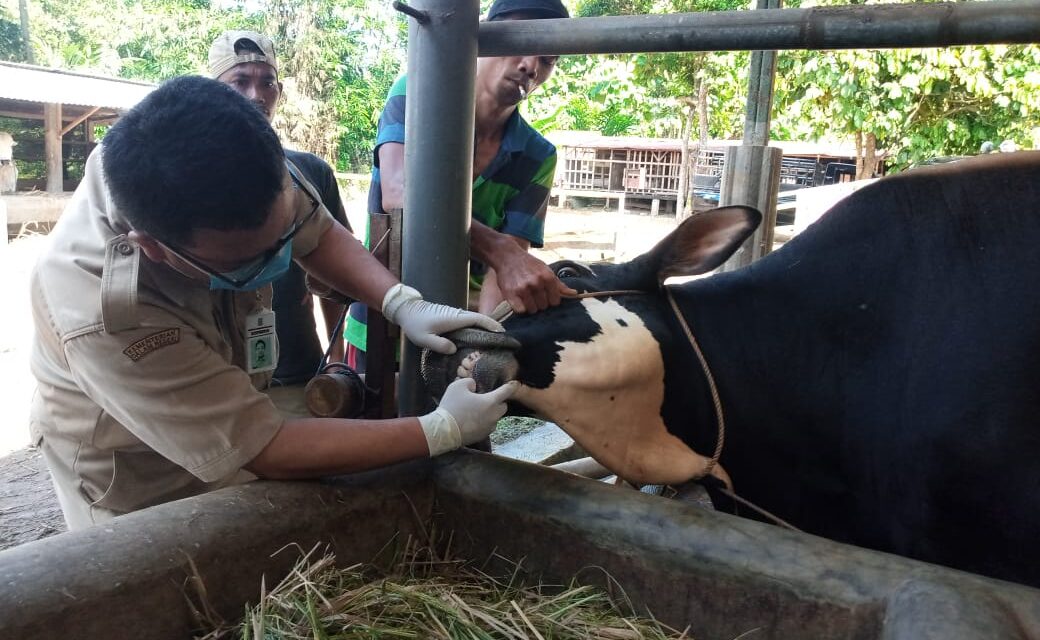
top-left (422, 206), bottom-right (761, 484)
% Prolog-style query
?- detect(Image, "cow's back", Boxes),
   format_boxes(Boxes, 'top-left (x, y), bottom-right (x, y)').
top-left (681, 152), bottom-right (1040, 585)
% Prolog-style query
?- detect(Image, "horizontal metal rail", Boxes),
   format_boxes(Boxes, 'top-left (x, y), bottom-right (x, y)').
top-left (478, 0), bottom-right (1040, 56)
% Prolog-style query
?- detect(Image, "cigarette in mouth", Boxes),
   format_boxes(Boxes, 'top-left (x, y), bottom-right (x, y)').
top-left (518, 85), bottom-right (527, 100)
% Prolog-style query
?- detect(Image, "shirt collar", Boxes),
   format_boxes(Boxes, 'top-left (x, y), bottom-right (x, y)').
top-left (500, 109), bottom-right (527, 154)
top-left (480, 109), bottom-right (527, 180)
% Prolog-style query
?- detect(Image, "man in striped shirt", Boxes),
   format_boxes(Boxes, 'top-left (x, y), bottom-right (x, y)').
top-left (345, 0), bottom-right (577, 371)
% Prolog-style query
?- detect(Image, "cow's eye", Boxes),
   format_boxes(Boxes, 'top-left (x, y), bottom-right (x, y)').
top-left (552, 260), bottom-right (595, 279)
top-left (557, 266), bottom-right (582, 278)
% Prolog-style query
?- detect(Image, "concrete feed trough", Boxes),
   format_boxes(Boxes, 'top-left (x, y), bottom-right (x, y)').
top-left (1, 451), bottom-right (1037, 639)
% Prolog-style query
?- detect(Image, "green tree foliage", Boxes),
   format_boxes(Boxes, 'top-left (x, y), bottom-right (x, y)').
top-left (5, 0), bottom-right (1037, 175)
top-left (0, 3), bottom-right (27, 62)
top-left (625, 0), bottom-right (748, 140)
top-left (528, 55), bottom-right (673, 137)
top-left (773, 0), bottom-right (1040, 171)
top-left (525, 0), bottom-right (748, 142)
top-left (263, 0), bottom-right (402, 170)
top-left (2, 0), bottom-right (403, 171)
top-left (23, 0), bottom-right (252, 77)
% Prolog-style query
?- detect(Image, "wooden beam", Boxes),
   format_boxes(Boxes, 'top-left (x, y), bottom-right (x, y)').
top-left (43, 103), bottom-right (63, 194)
top-left (61, 107), bottom-right (100, 137)
top-left (0, 107), bottom-right (119, 122)
top-left (0, 109), bottom-right (43, 120)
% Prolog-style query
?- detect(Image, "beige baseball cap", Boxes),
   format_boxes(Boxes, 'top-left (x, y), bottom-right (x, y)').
top-left (208, 30), bottom-right (278, 79)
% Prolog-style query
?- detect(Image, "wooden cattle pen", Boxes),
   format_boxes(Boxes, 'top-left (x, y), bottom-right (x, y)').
top-left (550, 131), bottom-right (886, 218)
top-left (0, 62), bottom-right (154, 232)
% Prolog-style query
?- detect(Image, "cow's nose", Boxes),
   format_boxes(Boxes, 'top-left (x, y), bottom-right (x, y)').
top-left (421, 328), bottom-right (520, 398)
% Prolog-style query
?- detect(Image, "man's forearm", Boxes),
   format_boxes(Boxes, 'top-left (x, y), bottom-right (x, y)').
top-left (477, 269), bottom-right (505, 315)
top-left (246, 417), bottom-right (429, 479)
top-left (378, 142), bottom-right (405, 212)
top-left (469, 223), bottom-right (574, 314)
top-left (470, 220), bottom-right (524, 271)
top-left (298, 224), bottom-right (398, 311)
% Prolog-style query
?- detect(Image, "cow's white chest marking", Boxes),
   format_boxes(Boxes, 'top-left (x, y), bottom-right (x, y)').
top-left (514, 298), bottom-right (713, 484)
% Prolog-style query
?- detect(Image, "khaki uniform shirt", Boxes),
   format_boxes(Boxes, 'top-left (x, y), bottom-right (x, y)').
top-left (29, 148), bottom-right (333, 529)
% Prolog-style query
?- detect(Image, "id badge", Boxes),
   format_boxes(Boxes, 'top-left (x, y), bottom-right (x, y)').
top-left (246, 309), bottom-right (278, 374)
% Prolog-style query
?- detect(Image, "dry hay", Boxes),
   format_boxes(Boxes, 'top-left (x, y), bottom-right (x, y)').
top-left (192, 535), bottom-right (692, 640)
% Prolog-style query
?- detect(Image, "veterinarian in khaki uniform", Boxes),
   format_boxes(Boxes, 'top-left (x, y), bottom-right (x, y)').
top-left (29, 76), bottom-right (517, 530)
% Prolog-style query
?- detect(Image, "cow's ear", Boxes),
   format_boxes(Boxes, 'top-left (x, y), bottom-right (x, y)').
top-left (649, 206), bottom-right (761, 282)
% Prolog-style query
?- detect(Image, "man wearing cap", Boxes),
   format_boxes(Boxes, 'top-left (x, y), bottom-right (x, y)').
top-left (209, 30), bottom-right (350, 409)
top-left (344, 0), bottom-right (576, 372)
top-left (29, 76), bottom-right (516, 530)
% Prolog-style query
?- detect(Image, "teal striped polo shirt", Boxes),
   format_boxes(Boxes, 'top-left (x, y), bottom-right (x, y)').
top-left (346, 75), bottom-right (557, 351)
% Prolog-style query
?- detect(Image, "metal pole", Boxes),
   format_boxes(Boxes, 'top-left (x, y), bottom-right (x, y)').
top-left (720, 0), bottom-right (781, 273)
top-left (478, 1), bottom-right (1040, 56)
top-left (742, 0), bottom-right (780, 147)
top-left (398, 0), bottom-right (479, 417)
top-left (718, 146), bottom-right (782, 272)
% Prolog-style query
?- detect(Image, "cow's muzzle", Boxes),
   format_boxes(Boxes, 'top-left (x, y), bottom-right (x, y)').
top-left (420, 328), bottom-right (521, 399)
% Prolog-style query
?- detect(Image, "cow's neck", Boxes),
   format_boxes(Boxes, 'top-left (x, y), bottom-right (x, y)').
top-left (670, 211), bottom-right (907, 499)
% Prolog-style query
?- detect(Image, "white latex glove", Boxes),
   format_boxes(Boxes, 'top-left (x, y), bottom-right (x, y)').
top-left (382, 283), bottom-right (504, 354)
top-left (417, 378), bottom-right (520, 456)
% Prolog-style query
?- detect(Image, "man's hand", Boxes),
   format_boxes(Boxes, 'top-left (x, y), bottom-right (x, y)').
top-left (382, 283), bottom-right (503, 354)
top-left (471, 227), bottom-right (577, 315)
top-left (494, 249), bottom-right (577, 314)
top-left (418, 378), bottom-right (519, 456)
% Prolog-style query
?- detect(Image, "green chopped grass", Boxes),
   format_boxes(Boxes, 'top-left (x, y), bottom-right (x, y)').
top-left (193, 538), bottom-right (691, 640)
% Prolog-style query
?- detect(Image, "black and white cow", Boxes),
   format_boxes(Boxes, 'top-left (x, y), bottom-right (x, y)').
top-left (424, 151), bottom-right (1040, 588)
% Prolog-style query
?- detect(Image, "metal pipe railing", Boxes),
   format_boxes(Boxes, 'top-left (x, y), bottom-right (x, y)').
top-left (478, 0), bottom-right (1040, 57)
top-left (399, 0), bottom-right (479, 417)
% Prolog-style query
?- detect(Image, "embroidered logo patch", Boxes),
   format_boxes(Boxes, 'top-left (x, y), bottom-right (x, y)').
top-left (123, 328), bottom-right (180, 362)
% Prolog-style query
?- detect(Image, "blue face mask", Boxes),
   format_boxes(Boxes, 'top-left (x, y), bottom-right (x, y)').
top-left (208, 238), bottom-right (294, 291)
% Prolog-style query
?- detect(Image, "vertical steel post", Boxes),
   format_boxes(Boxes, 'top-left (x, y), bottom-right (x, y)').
top-left (720, 0), bottom-right (782, 272)
top-left (398, 0), bottom-right (479, 417)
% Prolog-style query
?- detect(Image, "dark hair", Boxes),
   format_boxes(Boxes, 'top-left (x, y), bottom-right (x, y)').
top-left (102, 75), bottom-right (286, 246)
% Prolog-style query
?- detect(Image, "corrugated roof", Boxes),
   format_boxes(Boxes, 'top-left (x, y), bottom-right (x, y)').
top-left (0, 62), bottom-right (155, 111)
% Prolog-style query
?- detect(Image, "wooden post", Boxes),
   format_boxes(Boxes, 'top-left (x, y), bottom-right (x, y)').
top-left (44, 103), bottom-right (62, 194)
top-left (364, 209), bottom-right (402, 419)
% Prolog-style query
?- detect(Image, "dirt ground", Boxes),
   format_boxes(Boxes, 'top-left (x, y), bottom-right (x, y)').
top-left (0, 201), bottom-right (678, 553)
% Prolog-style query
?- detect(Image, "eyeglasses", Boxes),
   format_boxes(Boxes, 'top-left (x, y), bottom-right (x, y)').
top-left (163, 168), bottom-right (321, 289)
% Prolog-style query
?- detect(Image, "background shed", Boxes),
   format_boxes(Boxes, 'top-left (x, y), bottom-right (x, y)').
top-left (0, 62), bottom-right (155, 231)
top-left (548, 130), bottom-right (887, 219)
